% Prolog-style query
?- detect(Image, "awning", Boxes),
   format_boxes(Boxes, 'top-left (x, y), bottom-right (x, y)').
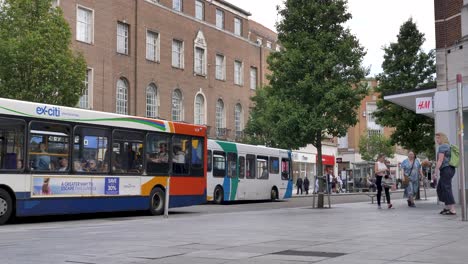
top-left (383, 87), bottom-right (436, 118)
top-left (317, 155), bottom-right (335, 165)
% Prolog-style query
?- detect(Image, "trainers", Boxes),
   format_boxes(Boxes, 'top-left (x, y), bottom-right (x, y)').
top-left (388, 203), bottom-right (393, 209)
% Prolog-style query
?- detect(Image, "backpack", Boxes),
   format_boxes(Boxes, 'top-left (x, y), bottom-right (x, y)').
top-left (449, 144), bottom-right (460, 167)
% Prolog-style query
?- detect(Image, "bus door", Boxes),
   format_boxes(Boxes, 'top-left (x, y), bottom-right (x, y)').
top-left (235, 155), bottom-right (246, 200)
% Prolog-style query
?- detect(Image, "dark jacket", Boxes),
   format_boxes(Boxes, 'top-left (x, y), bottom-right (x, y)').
top-left (296, 177), bottom-right (303, 187)
top-left (303, 177), bottom-right (310, 189)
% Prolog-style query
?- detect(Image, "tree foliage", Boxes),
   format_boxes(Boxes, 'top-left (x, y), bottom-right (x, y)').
top-left (244, 0), bottom-right (368, 176)
top-left (358, 133), bottom-right (395, 161)
top-left (0, 0), bottom-right (87, 106)
top-left (374, 19), bottom-right (436, 157)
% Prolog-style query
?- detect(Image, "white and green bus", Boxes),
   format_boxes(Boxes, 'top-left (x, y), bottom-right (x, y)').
top-left (207, 140), bottom-right (293, 203)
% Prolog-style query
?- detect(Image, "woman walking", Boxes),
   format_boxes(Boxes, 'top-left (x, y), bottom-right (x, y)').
top-left (401, 151), bottom-right (423, 207)
top-left (374, 154), bottom-right (392, 209)
top-left (434, 132), bottom-right (457, 215)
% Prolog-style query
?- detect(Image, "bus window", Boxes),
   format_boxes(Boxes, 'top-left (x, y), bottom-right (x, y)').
top-left (246, 154), bottom-right (256, 179)
top-left (146, 133), bottom-right (170, 175)
top-left (112, 130), bottom-right (144, 174)
top-left (213, 151), bottom-right (225, 177)
top-left (269, 157), bottom-right (279, 174)
top-left (207, 150), bottom-right (212, 172)
top-left (172, 136), bottom-right (190, 175)
top-left (238, 156), bottom-right (245, 179)
top-left (227, 152), bottom-right (237, 178)
top-left (29, 121), bottom-right (70, 172)
top-left (257, 155), bottom-right (268, 179)
top-left (0, 118), bottom-right (25, 171)
top-left (73, 126), bottom-right (109, 173)
top-left (191, 137), bottom-right (204, 176)
top-left (281, 158), bottom-right (290, 180)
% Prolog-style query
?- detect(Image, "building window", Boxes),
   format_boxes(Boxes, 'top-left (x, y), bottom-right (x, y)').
top-left (173, 0), bottom-right (182, 11)
top-left (172, 39), bottom-right (184, 69)
top-left (366, 102), bottom-right (383, 136)
top-left (216, 9), bottom-right (224, 29)
top-left (146, 84), bottom-right (159, 118)
top-left (235, 103), bottom-right (243, 138)
top-left (216, 99), bottom-right (225, 137)
top-left (116, 78), bottom-right (128, 115)
top-left (276, 45), bottom-right (281, 51)
top-left (194, 47), bottom-right (205, 75)
top-left (266, 41), bottom-right (272, 49)
top-left (250, 67), bottom-right (257, 90)
top-left (195, 0), bottom-right (204, 20)
top-left (146, 30), bottom-right (159, 62)
top-left (234, 61), bottom-right (243, 85)
top-left (215, 54), bottom-right (225, 80)
top-left (172, 89), bottom-right (183, 121)
top-left (234, 18), bottom-right (242, 36)
top-left (338, 133), bottom-right (349, 148)
top-left (194, 94), bottom-right (205, 125)
top-left (79, 68), bottom-right (93, 109)
top-left (117, 22), bottom-right (129, 55)
top-left (52, 0), bottom-right (60, 8)
top-left (76, 6), bottom-right (93, 43)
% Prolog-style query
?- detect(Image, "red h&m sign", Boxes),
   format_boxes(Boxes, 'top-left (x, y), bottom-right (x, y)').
top-left (416, 97), bottom-right (433, 114)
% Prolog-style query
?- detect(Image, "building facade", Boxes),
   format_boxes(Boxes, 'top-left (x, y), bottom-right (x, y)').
top-left (57, 0), bottom-right (279, 141)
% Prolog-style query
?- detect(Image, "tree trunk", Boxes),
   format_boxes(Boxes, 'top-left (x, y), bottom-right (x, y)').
top-left (316, 132), bottom-right (324, 208)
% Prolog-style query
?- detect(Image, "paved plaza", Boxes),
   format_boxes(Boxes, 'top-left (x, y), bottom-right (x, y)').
top-left (0, 196), bottom-right (466, 264)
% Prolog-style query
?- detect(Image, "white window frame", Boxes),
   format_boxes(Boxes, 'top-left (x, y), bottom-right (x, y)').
top-left (195, 0), bottom-right (204, 20)
top-left (250, 67), bottom-right (257, 90)
top-left (234, 103), bottom-right (243, 137)
top-left (76, 5), bottom-right (94, 44)
top-left (234, 17), bottom-right (242, 36)
top-left (116, 78), bottom-right (128, 115)
top-left (52, 0), bottom-right (60, 8)
top-left (215, 99), bottom-right (226, 137)
top-left (194, 47), bottom-right (206, 75)
top-left (146, 84), bottom-right (159, 118)
top-left (173, 0), bottom-right (182, 12)
top-left (266, 41), bottom-right (272, 49)
top-left (146, 30), bottom-right (160, 62)
top-left (215, 54), bottom-right (226, 80)
top-left (79, 68), bottom-right (93, 109)
top-left (216, 9), bottom-right (224, 29)
top-left (234, 60), bottom-right (243, 85)
top-left (117, 22), bottom-right (129, 55)
top-left (194, 93), bottom-right (206, 125)
top-left (172, 39), bottom-right (184, 69)
top-left (172, 89), bottom-right (184, 121)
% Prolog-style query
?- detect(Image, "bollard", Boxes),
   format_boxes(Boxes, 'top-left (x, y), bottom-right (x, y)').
top-left (164, 176), bottom-right (170, 218)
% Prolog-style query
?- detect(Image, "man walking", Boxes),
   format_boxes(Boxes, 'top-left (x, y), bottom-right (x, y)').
top-left (296, 177), bottom-right (303, 195)
top-left (303, 176), bottom-right (310, 195)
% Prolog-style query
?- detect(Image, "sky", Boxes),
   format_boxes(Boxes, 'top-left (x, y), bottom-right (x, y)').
top-left (227, 0), bottom-right (435, 77)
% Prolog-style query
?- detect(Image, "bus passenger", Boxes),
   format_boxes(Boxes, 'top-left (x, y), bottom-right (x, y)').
top-left (16, 159), bottom-right (23, 169)
top-left (149, 143), bottom-right (168, 163)
top-left (73, 160), bottom-right (83, 172)
top-left (88, 159), bottom-right (98, 172)
top-left (261, 166), bottom-right (268, 179)
top-left (35, 142), bottom-right (50, 171)
top-left (57, 157), bottom-right (68, 171)
top-left (173, 145), bottom-right (185, 163)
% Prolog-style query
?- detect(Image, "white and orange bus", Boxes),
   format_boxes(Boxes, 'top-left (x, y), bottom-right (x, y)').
top-left (0, 98), bottom-right (206, 224)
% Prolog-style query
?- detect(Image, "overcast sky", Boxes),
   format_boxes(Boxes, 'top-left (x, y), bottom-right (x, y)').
top-left (227, 0), bottom-right (435, 77)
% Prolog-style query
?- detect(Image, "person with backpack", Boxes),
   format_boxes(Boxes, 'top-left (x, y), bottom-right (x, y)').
top-left (434, 132), bottom-right (457, 215)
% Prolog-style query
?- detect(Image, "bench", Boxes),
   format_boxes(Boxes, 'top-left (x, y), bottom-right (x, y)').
top-left (366, 193), bottom-right (377, 204)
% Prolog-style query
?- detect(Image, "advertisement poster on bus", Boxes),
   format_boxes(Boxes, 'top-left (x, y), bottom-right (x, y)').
top-left (32, 177), bottom-right (140, 196)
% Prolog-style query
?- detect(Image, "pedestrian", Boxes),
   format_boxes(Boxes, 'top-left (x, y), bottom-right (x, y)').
top-left (303, 176), bottom-right (310, 195)
top-left (326, 170), bottom-right (333, 193)
top-left (296, 176), bottom-right (303, 195)
top-left (434, 132), bottom-right (457, 215)
top-left (401, 151), bottom-right (423, 207)
top-left (374, 154), bottom-right (392, 209)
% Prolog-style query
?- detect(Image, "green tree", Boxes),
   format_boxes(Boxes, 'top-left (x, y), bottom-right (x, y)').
top-left (358, 133), bottom-right (395, 161)
top-left (244, 0), bottom-right (368, 207)
top-left (0, 0), bottom-right (86, 106)
top-left (374, 19), bottom-right (435, 157)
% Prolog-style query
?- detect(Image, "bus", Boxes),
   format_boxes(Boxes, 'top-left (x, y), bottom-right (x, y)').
top-left (207, 140), bottom-right (293, 204)
top-left (0, 98), bottom-right (206, 224)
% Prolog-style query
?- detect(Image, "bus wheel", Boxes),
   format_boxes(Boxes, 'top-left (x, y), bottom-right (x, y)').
top-left (214, 186), bottom-right (224, 204)
top-left (271, 187), bottom-right (278, 201)
top-left (0, 189), bottom-right (13, 225)
top-left (149, 187), bottom-right (165, 216)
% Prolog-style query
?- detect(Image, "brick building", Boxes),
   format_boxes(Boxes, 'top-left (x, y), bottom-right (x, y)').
top-left (56, 0), bottom-right (280, 141)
